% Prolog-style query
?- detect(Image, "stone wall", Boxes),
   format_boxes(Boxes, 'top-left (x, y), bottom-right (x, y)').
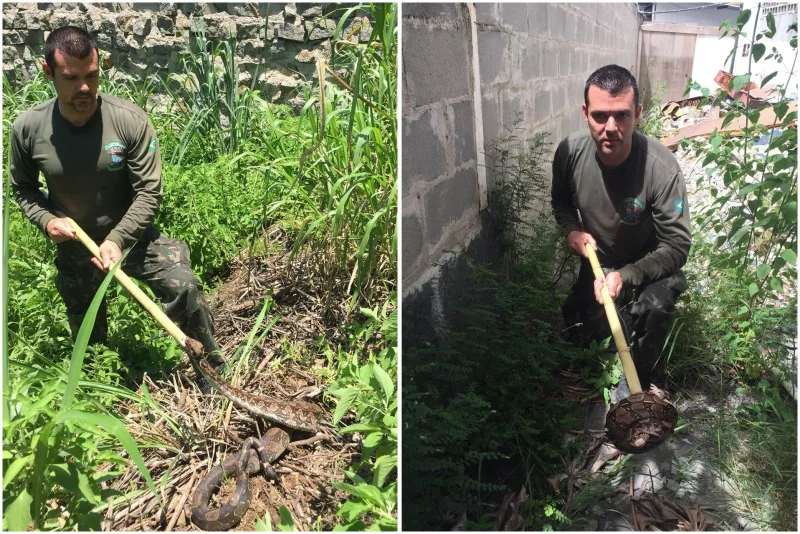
top-left (402, 2), bottom-right (639, 322)
top-left (2, 2), bottom-right (371, 105)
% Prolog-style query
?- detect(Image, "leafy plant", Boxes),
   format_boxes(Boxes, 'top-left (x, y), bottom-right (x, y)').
top-left (328, 298), bottom-right (398, 530)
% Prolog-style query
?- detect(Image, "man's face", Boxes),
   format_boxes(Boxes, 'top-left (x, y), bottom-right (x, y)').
top-left (582, 85), bottom-right (642, 164)
top-left (43, 48), bottom-right (100, 114)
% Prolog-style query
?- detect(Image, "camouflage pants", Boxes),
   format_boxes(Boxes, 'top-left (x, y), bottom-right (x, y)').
top-left (54, 226), bottom-right (218, 353)
top-left (562, 258), bottom-right (687, 389)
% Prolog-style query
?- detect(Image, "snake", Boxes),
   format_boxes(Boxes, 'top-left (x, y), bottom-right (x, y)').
top-left (191, 428), bottom-right (290, 531)
top-left (605, 388), bottom-right (678, 454)
top-left (183, 340), bottom-right (324, 530)
top-left (184, 338), bottom-right (325, 433)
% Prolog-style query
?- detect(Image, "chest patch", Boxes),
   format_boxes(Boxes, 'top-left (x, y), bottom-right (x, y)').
top-left (104, 141), bottom-right (127, 171)
top-left (621, 197), bottom-right (644, 225)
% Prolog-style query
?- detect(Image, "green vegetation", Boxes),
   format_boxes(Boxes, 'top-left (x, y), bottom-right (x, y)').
top-left (402, 129), bottom-right (595, 530)
top-left (3, 4), bottom-right (397, 531)
top-left (674, 9), bottom-right (797, 529)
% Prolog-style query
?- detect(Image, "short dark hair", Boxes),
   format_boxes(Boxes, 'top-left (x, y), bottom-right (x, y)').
top-left (584, 65), bottom-right (639, 109)
top-left (44, 26), bottom-right (98, 72)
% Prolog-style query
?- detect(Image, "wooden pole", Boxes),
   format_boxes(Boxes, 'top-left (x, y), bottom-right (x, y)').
top-left (585, 244), bottom-right (642, 394)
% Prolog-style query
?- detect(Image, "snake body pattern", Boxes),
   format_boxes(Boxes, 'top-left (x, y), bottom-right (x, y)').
top-left (605, 388), bottom-right (677, 453)
top-left (191, 428), bottom-right (290, 531)
top-left (184, 339), bottom-right (324, 432)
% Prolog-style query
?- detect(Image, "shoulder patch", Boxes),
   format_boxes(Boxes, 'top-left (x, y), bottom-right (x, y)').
top-left (674, 199), bottom-right (684, 213)
top-left (104, 141), bottom-right (127, 171)
top-left (148, 138), bottom-right (157, 152)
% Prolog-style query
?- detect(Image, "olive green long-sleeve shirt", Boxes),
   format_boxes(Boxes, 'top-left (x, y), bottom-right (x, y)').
top-left (10, 93), bottom-right (163, 250)
top-left (551, 131), bottom-right (692, 287)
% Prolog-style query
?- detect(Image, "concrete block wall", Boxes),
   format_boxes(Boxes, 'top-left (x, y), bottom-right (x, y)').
top-left (402, 4), bottom-right (480, 295)
top-left (402, 2), bottom-right (640, 295)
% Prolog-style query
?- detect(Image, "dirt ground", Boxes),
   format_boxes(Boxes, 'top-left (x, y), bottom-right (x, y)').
top-left (105, 226), bottom-right (361, 531)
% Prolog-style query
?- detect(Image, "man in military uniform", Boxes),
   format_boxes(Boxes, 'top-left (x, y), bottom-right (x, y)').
top-left (551, 65), bottom-right (692, 395)
top-left (10, 26), bottom-right (220, 361)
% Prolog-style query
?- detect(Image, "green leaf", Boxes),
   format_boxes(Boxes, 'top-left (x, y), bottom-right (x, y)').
top-left (721, 112), bottom-right (737, 129)
top-left (760, 72), bottom-right (778, 88)
top-left (752, 43), bottom-right (766, 62)
top-left (337, 500), bottom-right (370, 522)
top-left (373, 454), bottom-right (398, 487)
top-left (769, 277), bottom-right (784, 292)
top-left (774, 100), bottom-right (789, 119)
top-left (372, 362), bottom-right (394, 400)
top-left (55, 410), bottom-right (160, 504)
top-left (736, 9), bottom-right (751, 29)
top-left (748, 282), bottom-right (759, 297)
top-left (756, 264), bottom-right (771, 280)
top-left (738, 183), bottom-right (760, 196)
top-left (781, 201), bottom-right (797, 221)
top-left (340, 423), bottom-right (382, 434)
top-left (332, 482), bottom-right (386, 508)
top-left (277, 505), bottom-right (295, 531)
top-left (333, 387), bottom-right (360, 426)
top-left (5, 488), bottom-right (33, 531)
top-left (2, 454), bottom-right (32, 490)
top-left (766, 12), bottom-right (776, 36)
top-left (710, 135), bottom-right (723, 149)
top-left (62, 257), bottom-right (126, 411)
top-left (363, 431), bottom-right (383, 448)
top-left (51, 463), bottom-right (102, 505)
top-left (731, 74), bottom-right (751, 92)
top-left (780, 249), bottom-right (796, 264)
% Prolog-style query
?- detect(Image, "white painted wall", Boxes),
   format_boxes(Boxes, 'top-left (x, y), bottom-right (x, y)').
top-left (652, 2), bottom-right (740, 27)
top-left (686, 1), bottom-right (797, 99)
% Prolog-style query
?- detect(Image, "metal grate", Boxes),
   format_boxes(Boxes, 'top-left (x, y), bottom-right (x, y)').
top-left (761, 2), bottom-right (797, 16)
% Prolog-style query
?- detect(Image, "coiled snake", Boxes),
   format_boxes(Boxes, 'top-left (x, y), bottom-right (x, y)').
top-left (184, 340), bottom-right (324, 530)
top-left (606, 387), bottom-right (678, 454)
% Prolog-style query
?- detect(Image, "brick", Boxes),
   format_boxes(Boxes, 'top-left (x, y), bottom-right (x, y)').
top-left (534, 88), bottom-right (551, 123)
top-left (502, 91), bottom-right (526, 130)
top-left (475, 3), bottom-right (498, 26)
top-left (502, 3), bottom-right (527, 33)
top-left (542, 41), bottom-right (558, 78)
top-left (521, 41), bottom-right (541, 81)
top-left (425, 168), bottom-right (479, 247)
top-left (404, 20), bottom-right (471, 106)
top-left (529, 5), bottom-right (548, 36)
top-left (565, 11), bottom-right (576, 42)
top-left (481, 93), bottom-right (500, 146)
top-left (402, 211), bottom-right (425, 278)
top-left (404, 3), bottom-right (463, 21)
top-left (402, 109), bottom-right (447, 195)
top-left (451, 100), bottom-right (476, 167)
top-left (477, 30), bottom-right (509, 86)
top-left (547, 4), bottom-right (565, 40)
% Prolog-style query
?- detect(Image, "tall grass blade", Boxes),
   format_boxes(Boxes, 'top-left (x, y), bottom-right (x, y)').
top-left (61, 254), bottom-right (126, 411)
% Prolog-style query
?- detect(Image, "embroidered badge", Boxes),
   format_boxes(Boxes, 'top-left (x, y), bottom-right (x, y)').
top-left (104, 141), bottom-right (127, 171)
top-left (621, 197), bottom-right (644, 225)
top-left (674, 199), bottom-right (684, 213)
top-left (148, 138), bottom-right (157, 152)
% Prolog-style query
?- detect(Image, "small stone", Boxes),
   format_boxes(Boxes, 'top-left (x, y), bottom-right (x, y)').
top-left (277, 22), bottom-right (305, 42)
top-left (306, 18), bottom-right (336, 41)
top-left (159, 3), bottom-right (177, 17)
top-left (295, 49), bottom-right (315, 63)
top-left (301, 6), bottom-right (322, 18)
top-left (132, 16), bottom-right (152, 37)
top-left (284, 3), bottom-right (297, 17)
top-left (156, 14), bottom-right (174, 34)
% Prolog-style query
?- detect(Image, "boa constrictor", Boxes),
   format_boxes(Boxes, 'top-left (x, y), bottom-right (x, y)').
top-left (605, 387), bottom-right (677, 454)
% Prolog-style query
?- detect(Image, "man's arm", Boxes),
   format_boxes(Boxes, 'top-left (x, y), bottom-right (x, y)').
top-left (551, 139), bottom-right (583, 236)
top-left (616, 170), bottom-right (692, 287)
top-left (551, 139), bottom-right (597, 257)
top-left (105, 118), bottom-right (163, 251)
top-left (9, 120), bottom-right (58, 235)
